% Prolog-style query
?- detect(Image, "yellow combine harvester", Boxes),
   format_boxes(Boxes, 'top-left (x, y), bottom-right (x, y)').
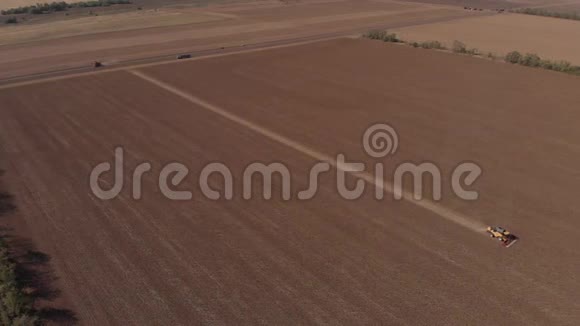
top-left (487, 226), bottom-right (518, 248)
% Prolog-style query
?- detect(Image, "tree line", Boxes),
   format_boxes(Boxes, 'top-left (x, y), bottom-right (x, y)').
top-left (1, 1), bottom-right (132, 16)
top-left (364, 30), bottom-right (580, 76)
top-left (510, 8), bottom-right (580, 21)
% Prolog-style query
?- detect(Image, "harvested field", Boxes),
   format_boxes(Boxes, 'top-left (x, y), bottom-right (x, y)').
top-left (0, 9), bottom-right (228, 45)
top-left (0, 0), bottom-right (477, 80)
top-left (0, 0), bottom-right (85, 10)
top-left (532, 2), bottom-right (580, 14)
top-left (401, 0), bottom-right (520, 9)
top-left (0, 0), bottom-right (226, 11)
top-left (400, 0), bottom-right (572, 9)
top-left (227, 0), bottom-right (414, 19)
top-left (0, 38), bottom-right (580, 324)
top-left (393, 13), bottom-right (580, 64)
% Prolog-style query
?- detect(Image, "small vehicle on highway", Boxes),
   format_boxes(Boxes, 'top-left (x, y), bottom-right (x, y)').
top-left (176, 54), bottom-right (192, 59)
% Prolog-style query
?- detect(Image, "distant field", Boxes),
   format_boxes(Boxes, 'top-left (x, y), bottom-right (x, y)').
top-left (393, 13), bottom-right (580, 64)
top-left (0, 0), bottom-right (256, 11)
top-left (0, 0), bottom-right (85, 10)
top-left (0, 8), bottom-right (227, 45)
top-left (401, 0), bottom-right (575, 9)
top-left (536, 3), bottom-right (580, 14)
top-left (401, 0), bottom-right (519, 9)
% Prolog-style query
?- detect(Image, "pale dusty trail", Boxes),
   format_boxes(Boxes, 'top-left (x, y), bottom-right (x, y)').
top-left (130, 69), bottom-right (487, 234)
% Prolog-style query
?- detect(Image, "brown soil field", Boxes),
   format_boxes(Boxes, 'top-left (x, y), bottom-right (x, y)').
top-left (401, 0), bottom-right (572, 9)
top-left (393, 13), bottom-right (580, 64)
top-left (0, 0), bottom-right (253, 27)
top-left (0, 0), bottom-right (233, 11)
top-left (402, 0), bottom-right (520, 9)
top-left (0, 0), bottom-right (85, 10)
top-left (1, 38), bottom-right (580, 324)
top-left (534, 2), bottom-right (580, 13)
top-left (0, 0), bottom-right (478, 81)
top-left (0, 8), bottom-right (227, 44)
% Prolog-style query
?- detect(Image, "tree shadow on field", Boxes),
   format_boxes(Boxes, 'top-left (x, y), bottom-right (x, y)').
top-left (10, 237), bottom-right (79, 324)
top-left (0, 169), bottom-right (16, 216)
top-left (0, 191), bottom-right (16, 216)
top-left (0, 169), bottom-right (78, 324)
top-left (0, 169), bottom-right (16, 218)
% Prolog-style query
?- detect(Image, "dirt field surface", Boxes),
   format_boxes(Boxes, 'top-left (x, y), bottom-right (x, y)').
top-left (0, 0), bottom-right (84, 10)
top-left (534, 2), bottom-right (580, 13)
top-left (0, 0), bottom-right (253, 27)
top-left (402, 0), bottom-right (520, 9)
top-left (401, 0), bottom-right (574, 9)
top-left (0, 8), bottom-right (227, 45)
top-left (1, 38), bottom-right (580, 324)
top-left (0, 0), bottom-right (217, 10)
top-left (393, 12), bottom-right (580, 64)
top-left (0, 0), bottom-right (480, 81)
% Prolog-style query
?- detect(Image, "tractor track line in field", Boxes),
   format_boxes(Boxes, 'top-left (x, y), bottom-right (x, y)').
top-left (129, 69), bottom-right (487, 234)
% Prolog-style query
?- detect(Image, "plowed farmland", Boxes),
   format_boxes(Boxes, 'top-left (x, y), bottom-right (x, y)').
top-left (0, 38), bottom-right (579, 325)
